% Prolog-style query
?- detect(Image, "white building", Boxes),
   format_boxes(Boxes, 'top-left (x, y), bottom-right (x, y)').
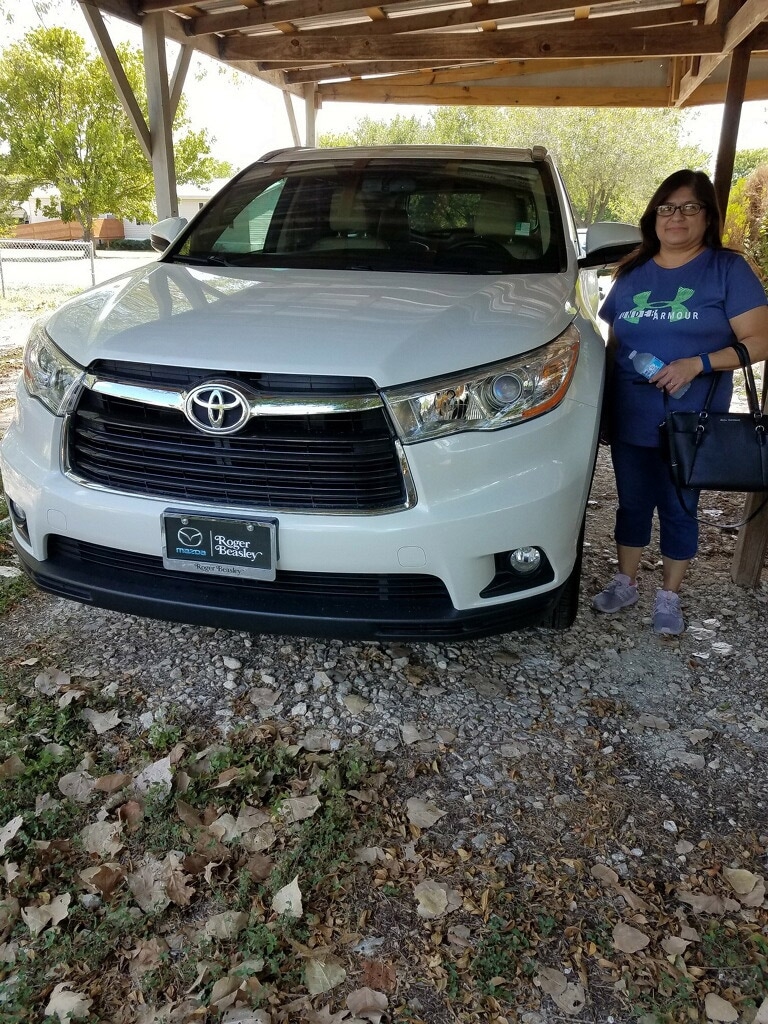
top-left (124, 178), bottom-right (231, 239)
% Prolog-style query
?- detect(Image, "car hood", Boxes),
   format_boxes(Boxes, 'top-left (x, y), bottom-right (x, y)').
top-left (47, 261), bottom-right (577, 387)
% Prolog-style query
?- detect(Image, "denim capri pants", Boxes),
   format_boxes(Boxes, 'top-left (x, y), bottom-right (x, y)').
top-left (610, 440), bottom-right (699, 561)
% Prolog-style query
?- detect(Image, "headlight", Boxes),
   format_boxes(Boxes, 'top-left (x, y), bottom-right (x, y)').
top-left (23, 321), bottom-right (84, 415)
top-left (383, 324), bottom-right (580, 443)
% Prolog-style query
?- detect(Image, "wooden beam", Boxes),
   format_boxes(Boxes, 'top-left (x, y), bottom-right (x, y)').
top-left (731, 489), bottom-right (768, 587)
top-left (79, 2), bottom-right (151, 161)
top-left (304, 83), bottom-right (317, 147)
top-left (79, 0), bottom-right (140, 24)
top-left (283, 61), bottom-right (469, 84)
top-left (309, 0), bottom-right (623, 38)
top-left (676, 0), bottom-right (768, 104)
top-left (169, 43), bottom-right (192, 120)
top-left (221, 26), bottom-right (725, 63)
top-left (284, 55), bottom-right (629, 86)
top-left (182, 0), bottom-right (379, 37)
top-left (316, 77), bottom-right (768, 106)
top-left (714, 42), bottom-right (752, 217)
top-left (283, 90), bottom-right (301, 147)
top-left (317, 83), bottom-right (682, 107)
top-left (142, 12), bottom-right (179, 218)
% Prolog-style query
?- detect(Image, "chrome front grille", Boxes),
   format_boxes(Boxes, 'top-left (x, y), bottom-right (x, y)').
top-left (66, 363), bottom-right (412, 513)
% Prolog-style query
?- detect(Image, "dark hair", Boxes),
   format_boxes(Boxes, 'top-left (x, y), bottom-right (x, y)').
top-left (615, 169), bottom-right (723, 278)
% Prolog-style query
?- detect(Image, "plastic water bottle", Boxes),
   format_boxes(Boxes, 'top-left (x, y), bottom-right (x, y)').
top-left (629, 350), bottom-right (690, 399)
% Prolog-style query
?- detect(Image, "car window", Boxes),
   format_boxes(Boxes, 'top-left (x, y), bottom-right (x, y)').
top-left (211, 178), bottom-right (285, 254)
top-left (175, 158), bottom-right (567, 275)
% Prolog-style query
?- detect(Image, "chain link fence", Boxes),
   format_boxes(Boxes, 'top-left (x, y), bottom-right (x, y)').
top-left (0, 238), bottom-right (97, 298)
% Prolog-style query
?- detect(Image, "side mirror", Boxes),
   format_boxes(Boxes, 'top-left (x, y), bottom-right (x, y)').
top-left (578, 222), bottom-right (640, 268)
top-left (150, 216), bottom-right (188, 253)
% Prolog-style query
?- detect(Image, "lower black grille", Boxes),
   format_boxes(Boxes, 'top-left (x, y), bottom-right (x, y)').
top-left (68, 383), bottom-right (406, 511)
top-left (47, 536), bottom-right (451, 605)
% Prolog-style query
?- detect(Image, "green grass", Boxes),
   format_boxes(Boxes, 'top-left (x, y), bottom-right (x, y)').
top-left (0, 664), bottom-right (385, 1022)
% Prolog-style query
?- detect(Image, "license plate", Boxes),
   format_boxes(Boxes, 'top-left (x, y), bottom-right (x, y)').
top-left (162, 511), bottom-right (277, 580)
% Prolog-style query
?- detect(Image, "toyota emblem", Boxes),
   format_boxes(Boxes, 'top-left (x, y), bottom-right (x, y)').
top-left (184, 382), bottom-right (251, 435)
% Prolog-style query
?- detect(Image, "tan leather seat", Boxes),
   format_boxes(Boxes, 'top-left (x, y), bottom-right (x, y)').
top-left (311, 188), bottom-right (388, 250)
top-left (473, 189), bottom-right (540, 259)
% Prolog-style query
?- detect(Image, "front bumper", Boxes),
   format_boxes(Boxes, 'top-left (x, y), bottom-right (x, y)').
top-left (14, 535), bottom-right (571, 640)
top-left (1, 369), bottom-right (600, 640)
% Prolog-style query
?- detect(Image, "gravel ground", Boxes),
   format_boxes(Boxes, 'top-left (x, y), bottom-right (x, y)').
top-left (1, 311), bottom-right (767, 1020)
top-left (2, 304), bottom-right (766, 839)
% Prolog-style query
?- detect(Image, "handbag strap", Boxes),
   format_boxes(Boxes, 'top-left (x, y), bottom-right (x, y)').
top-left (731, 340), bottom-right (764, 420)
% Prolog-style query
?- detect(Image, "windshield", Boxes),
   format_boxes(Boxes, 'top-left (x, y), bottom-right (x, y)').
top-left (174, 157), bottom-right (567, 275)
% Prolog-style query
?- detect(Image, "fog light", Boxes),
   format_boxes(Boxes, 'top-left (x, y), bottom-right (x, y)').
top-left (508, 547), bottom-right (542, 575)
top-left (7, 499), bottom-right (30, 543)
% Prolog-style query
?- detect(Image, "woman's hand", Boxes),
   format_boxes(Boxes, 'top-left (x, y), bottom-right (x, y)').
top-left (651, 356), bottom-right (702, 395)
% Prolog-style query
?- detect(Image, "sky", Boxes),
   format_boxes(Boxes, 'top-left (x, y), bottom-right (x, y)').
top-left (6, 0), bottom-right (768, 174)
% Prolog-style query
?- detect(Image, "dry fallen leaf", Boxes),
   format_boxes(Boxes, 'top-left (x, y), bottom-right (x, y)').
top-left (305, 955), bottom-right (347, 995)
top-left (222, 1009), bottom-right (272, 1023)
top-left (591, 864), bottom-right (619, 885)
top-left (34, 669), bottom-right (70, 696)
top-left (0, 756), bottom-right (24, 780)
top-left (79, 820), bottom-right (124, 858)
top-left (81, 707), bottom-right (122, 734)
top-left (79, 862), bottom-right (125, 897)
top-left (414, 880), bottom-right (462, 919)
top-left (278, 795), bottom-right (321, 822)
top-left (204, 910), bottom-right (249, 940)
top-left (536, 968), bottom-right (567, 997)
top-left (612, 922), bottom-right (650, 954)
top-left (93, 772), bottom-right (133, 794)
top-left (21, 893), bottom-right (71, 938)
top-left (272, 875), bottom-right (303, 919)
top-left (677, 890), bottom-right (740, 915)
top-left (44, 982), bottom-right (93, 1022)
top-left (57, 771), bottom-right (96, 804)
top-left (133, 756), bottom-right (174, 797)
top-left (0, 816), bottom-right (23, 856)
top-left (127, 854), bottom-right (170, 914)
top-left (722, 866), bottom-right (761, 895)
top-left (535, 968), bottom-right (585, 1015)
top-left (346, 987), bottom-right (388, 1024)
top-left (704, 993), bottom-right (738, 1022)
top-left (661, 936), bottom-right (691, 956)
top-left (405, 798), bottom-right (447, 829)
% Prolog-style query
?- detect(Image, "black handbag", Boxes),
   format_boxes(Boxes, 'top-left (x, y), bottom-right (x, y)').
top-left (664, 341), bottom-right (768, 493)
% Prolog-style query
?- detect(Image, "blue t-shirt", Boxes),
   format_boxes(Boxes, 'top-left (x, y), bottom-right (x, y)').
top-left (600, 248), bottom-right (767, 446)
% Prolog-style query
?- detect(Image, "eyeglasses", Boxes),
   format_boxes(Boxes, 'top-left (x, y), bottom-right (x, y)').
top-left (655, 202), bottom-right (706, 217)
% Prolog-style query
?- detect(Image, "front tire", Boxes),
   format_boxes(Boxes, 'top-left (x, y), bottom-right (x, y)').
top-left (546, 519), bottom-right (585, 629)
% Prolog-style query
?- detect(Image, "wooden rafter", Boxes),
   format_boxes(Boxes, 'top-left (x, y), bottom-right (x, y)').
top-left (220, 25), bottom-right (725, 63)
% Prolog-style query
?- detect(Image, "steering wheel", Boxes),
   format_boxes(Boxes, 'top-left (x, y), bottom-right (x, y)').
top-left (441, 237), bottom-right (515, 262)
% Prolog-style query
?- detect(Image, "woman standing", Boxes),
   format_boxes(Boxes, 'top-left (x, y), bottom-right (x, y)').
top-left (594, 169), bottom-right (768, 635)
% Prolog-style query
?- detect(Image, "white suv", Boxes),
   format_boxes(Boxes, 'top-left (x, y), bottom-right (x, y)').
top-left (0, 146), bottom-right (637, 641)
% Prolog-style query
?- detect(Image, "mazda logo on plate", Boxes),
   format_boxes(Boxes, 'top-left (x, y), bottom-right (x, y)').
top-left (177, 527), bottom-right (203, 547)
top-left (185, 382), bottom-right (251, 435)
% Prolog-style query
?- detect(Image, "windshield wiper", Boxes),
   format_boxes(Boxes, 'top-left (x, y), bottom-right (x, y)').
top-left (170, 253), bottom-right (231, 267)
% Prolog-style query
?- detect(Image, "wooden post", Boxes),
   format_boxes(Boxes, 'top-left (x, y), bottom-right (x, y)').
top-left (713, 42), bottom-right (751, 222)
top-left (731, 493), bottom-right (768, 587)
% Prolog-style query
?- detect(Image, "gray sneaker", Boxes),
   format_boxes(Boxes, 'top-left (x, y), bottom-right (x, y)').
top-left (653, 589), bottom-right (685, 635)
top-left (592, 573), bottom-right (639, 614)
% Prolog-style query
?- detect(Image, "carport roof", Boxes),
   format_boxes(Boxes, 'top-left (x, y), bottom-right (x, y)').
top-left (86, 0), bottom-right (768, 109)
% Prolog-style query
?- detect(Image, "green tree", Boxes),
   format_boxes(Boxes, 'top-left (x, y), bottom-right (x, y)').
top-left (0, 157), bottom-right (39, 234)
top-left (319, 105), bottom-right (708, 226)
top-left (0, 27), bottom-right (227, 239)
top-left (731, 147), bottom-right (768, 184)
top-left (725, 164), bottom-right (768, 280)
